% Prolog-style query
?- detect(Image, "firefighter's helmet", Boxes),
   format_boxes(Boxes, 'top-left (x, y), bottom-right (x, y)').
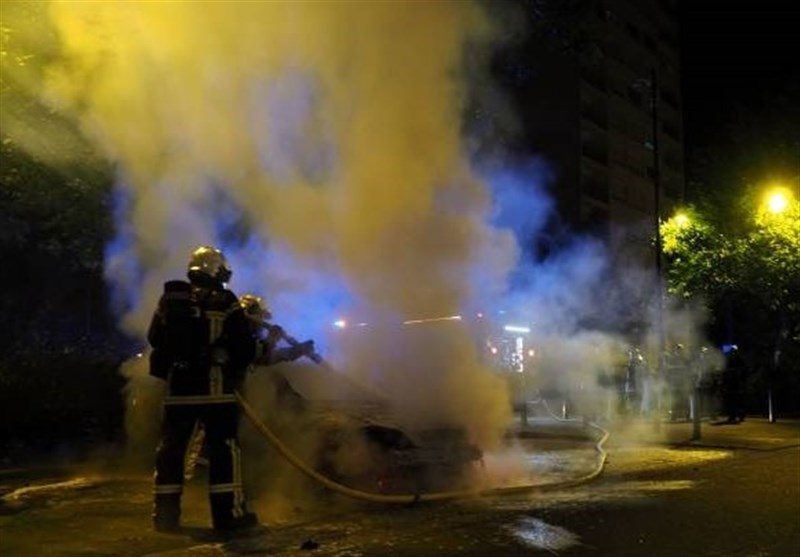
top-left (187, 246), bottom-right (232, 285)
top-left (240, 293), bottom-right (272, 323)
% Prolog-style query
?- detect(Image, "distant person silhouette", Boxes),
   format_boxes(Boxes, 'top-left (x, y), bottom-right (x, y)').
top-left (722, 346), bottom-right (746, 424)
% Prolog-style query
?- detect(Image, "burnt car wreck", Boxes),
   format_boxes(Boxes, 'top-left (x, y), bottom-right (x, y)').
top-left (250, 364), bottom-right (485, 495)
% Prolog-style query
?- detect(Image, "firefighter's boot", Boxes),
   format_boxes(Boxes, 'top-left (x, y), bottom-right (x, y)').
top-left (153, 493), bottom-right (181, 533)
top-left (210, 492), bottom-right (260, 533)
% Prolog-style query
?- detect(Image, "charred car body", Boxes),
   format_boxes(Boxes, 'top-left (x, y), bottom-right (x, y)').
top-left (246, 361), bottom-right (484, 495)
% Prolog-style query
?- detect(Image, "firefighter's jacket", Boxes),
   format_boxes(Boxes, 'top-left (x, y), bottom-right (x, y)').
top-left (148, 280), bottom-right (255, 404)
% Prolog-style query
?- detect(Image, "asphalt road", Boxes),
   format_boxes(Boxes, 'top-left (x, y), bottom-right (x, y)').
top-left (1, 418), bottom-right (798, 557)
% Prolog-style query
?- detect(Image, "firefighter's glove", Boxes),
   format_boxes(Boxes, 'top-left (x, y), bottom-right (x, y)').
top-left (290, 340), bottom-right (315, 361)
top-left (266, 324), bottom-right (285, 344)
top-left (301, 340), bottom-right (315, 356)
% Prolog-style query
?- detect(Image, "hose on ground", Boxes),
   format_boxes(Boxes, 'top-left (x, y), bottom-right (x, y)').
top-left (235, 392), bottom-right (610, 504)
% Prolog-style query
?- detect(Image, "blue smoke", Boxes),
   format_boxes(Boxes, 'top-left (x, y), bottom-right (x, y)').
top-left (226, 235), bottom-right (355, 356)
top-left (484, 157), bottom-right (554, 250)
top-left (104, 184), bottom-right (142, 319)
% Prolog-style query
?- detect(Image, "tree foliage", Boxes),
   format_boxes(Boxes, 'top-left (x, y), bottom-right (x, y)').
top-left (661, 188), bottom-right (800, 414)
top-left (661, 192), bottom-right (800, 313)
top-left (1, 1), bottom-right (120, 356)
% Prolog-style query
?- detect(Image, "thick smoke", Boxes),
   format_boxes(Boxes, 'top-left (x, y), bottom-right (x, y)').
top-left (43, 1), bottom-right (513, 331)
top-left (31, 1), bottom-right (518, 486)
top-left (3, 1), bottom-right (724, 504)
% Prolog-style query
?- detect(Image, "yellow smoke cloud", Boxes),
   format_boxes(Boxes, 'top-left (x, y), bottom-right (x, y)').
top-left (25, 1), bottom-right (515, 449)
top-left (44, 1), bottom-right (509, 319)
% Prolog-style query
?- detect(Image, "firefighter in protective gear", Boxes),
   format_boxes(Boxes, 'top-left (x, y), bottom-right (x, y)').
top-left (240, 294), bottom-right (273, 328)
top-left (148, 245), bottom-right (258, 533)
top-left (239, 293), bottom-right (315, 365)
top-left (182, 293), bottom-right (316, 484)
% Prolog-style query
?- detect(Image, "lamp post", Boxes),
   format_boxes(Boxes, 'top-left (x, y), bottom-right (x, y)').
top-left (631, 68), bottom-right (666, 423)
top-left (668, 211), bottom-right (702, 439)
top-left (638, 68), bottom-right (666, 414)
top-left (649, 68), bottom-right (666, 390)
top-left (760, 185), bottom-right (795, 423)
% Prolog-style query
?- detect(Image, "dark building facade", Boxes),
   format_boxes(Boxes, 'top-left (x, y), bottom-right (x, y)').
top-left (496, 0), bottom-right (685, 272)
top-left (582, 0), bottom-right (684, 268)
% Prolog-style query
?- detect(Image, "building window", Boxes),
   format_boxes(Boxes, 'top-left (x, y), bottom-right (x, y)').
top-left (664, 151), bottom-right (683, 172)
top-left (582, 140), bottom-right (609, 165)
top-left (663, 174), bottom-right (683, 200)
top-left (582, 169), bottom-right (610, 203)
top-left (582, 101), bottom-right (608, 129)
top-left (660, 87), bottom-right (680, 109)
top-left (581, 66), bottom-right (608, 92)
top-left (627, 84), bottom-right (644, 107)
top-left (663, 119), bottom-right (682, 141)
top-left (580, 204), bottom-right (610, 238)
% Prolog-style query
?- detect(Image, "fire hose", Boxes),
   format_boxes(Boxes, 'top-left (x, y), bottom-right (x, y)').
top-left (234, 388), bottom-right (610, 504)
top-left (238, 323), bottom-right (610, 502)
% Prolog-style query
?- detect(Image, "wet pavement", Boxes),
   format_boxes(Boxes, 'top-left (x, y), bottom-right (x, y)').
top-left (2, 417), bottom-right (799, 556)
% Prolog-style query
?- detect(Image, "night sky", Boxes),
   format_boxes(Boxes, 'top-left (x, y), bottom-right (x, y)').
top-left (679, 1), bottom-right (800, 156)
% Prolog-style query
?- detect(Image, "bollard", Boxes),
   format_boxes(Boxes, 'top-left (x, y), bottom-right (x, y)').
top-left (691, 388), bottom-right (701, 440)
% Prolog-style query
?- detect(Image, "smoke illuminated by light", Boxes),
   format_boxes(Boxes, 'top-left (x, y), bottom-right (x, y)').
top-left (1, 0), bottom-right (727, 501)
top-left (13, 0), bottom-right (517, 453)
top-left (403, 315), bottom-right (463, 325)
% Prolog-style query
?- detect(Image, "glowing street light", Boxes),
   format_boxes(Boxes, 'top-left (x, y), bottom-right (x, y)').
top-left (764, 187), bottom-right (793, 214)
top-left (661, 210), bottom-right (696, 254)
top-left (673, 212), bottom-right (690, 228)
top-left (756, 184), bottom-right (796, 423)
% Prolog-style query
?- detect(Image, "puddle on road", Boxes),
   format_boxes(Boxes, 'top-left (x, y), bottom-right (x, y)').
top-left (480, 447), bottom-right (598, 489)
top-left (489, 446), bottom-right (732, 513)
top-left (506, 516), bottom-right (582, 552)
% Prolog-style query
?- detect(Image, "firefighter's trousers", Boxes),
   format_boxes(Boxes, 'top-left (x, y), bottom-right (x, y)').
top-left (153, 401), bottom-right (249, 528)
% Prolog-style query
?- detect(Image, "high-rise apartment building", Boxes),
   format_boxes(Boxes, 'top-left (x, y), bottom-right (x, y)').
top-left (501, 0), bottom-right (685, 271)
top-left (580, 0), bottom-right (685, 267)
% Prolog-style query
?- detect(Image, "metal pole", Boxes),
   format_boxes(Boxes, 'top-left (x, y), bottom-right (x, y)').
top-left (769, 309), bottom-right (787, 423)
top-left (520, 371), bottom-right (529, 427)
top-left (650, 67), bottom-right (666, 427)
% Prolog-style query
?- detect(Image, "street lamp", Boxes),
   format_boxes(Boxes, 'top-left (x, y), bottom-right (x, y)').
top-left (646, 69), bottom-right (665, 394)
top-left (630, 68), bottom-right (665, 423)
top-left (673, 212), bottom-right (690, 228)
top-left (757, 184), bottom-right (796, 423)
top-left (662, 209), bottom-right (701, 438)
top-left (763, 186), bottom-right (794, 214)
